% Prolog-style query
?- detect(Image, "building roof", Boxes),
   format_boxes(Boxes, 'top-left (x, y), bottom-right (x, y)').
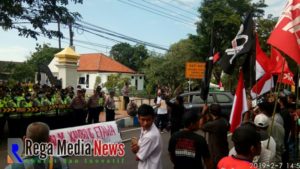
top-left (77, 53), bottom-right (136, 73)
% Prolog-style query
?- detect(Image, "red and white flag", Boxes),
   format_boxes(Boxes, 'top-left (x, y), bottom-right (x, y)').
top-left (277, 72), bottom-right (295, 85)
top-left (267, 0), bottom-right (300, 65)
top-left (256, 35), bottom-right (271, 80)
top-left (229, 71), bottom-right (248, 132)
top-left (251, 73), bottom-right (274, 99)
top-left (270, 47), bottom-right (291, 74)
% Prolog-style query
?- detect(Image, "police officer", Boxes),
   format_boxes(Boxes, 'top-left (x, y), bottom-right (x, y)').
top-left (19, 93), bottom-right (33, 136)
top-left (0, 88), bottom-right (7, 140)
top-left (43, 91), bottom-right (56, 129)
top-left (33, 90), bottom-right (45, 123)
top-left (70, 89), bottom-right (87, 126)
top-left (7, 89), bottom-right (19, 137)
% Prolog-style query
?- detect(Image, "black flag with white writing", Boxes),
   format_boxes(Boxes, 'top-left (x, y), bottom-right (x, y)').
top-left (219, 12), bottom-right (255, 74)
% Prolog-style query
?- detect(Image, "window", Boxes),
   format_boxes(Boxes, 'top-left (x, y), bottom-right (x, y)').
top-left (191, 94), bottom-right (214, 104)
top-left (78, 77), bottom-right (85, 84)
top-left (216, 94), bottom-right (231, 103)
top-left (139, 76), bottom-right (143, 79)
top-left (132, 76), bottom-right (134, 79)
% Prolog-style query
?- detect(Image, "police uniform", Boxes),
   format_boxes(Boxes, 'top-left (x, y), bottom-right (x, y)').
top-left (20, 99), bottom-right (33, 136)
top-left (43, 97), bottom-right (56, 130)
top-left (7, 96), bottom-right (19, 137)
top-left (33, 97), bottom-right (44, 122)
top-left (58, 96), bottom-right (72, 128)
top-left (0, 98), bottom-right (7, 139)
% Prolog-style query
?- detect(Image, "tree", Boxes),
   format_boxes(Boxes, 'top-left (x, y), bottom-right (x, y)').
top-left (143, 39), bottom-right (199, 96)
top-left (132, 44), bottom-right (149, 71)
top-left (11, 63), bottom-right (34, 82)
top-left (193, 0), bottom-right (266, 90)
top-left (110, 43), bottom-right (149, 71)
top-left (9, 43), bottom-right (60, 82)
top-left (104, 74), bottom-right (130, 95)
top-left (94, 76), bottom-right (101, 89)
top-left (0, 0), bottom-right (82, 39)
top-left (195, 0), bottom-right (265, 58)
top-left (27, 44), bottom-right (61, 71)
top-left (256, 15), bottom-right (278, 52)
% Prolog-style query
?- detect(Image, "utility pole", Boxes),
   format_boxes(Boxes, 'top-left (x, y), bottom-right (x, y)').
top-left (57, 19), bottom-right (61, 49)
top-left (68, 21), bottom-right (74, 47)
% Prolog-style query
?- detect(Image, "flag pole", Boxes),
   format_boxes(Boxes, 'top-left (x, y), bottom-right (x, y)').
top-left (267, 59), bottom-right (286, 149)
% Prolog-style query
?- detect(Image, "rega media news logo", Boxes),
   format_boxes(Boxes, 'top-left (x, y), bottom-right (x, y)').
top-left (7, 138), bottom-right (23, 163)
top-left (7, 138), bottom-right (125, 163)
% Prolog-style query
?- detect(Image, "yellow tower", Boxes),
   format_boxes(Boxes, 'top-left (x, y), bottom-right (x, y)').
top-left (55, 47), bottom-right (80, 89)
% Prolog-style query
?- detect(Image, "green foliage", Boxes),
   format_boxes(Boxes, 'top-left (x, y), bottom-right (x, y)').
top-left (8, 44), bottom-right (60, 82)
top-left (143, 39), bottom-right (199, 96)
top-left (11, 63), bottom-right (35, 82)
top-left (27, 44), bottom-right (61, 71)
top-left (0, 0), bottom-right (82, 39)
top-left (103, 74), bottom-right (130, 95)
top-left (257, 16), bottom-right (278, 52)
top-left (110, 43), bottom-right (149, 71)
top-left (94, 76), bottom-right (101, 90)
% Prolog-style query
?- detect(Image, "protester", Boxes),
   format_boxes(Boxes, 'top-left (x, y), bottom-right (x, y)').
top-left (105, 90), bottom-right (116, 121)
top-left (127, 98), bottom-right (138, 117)
top-left (155, 91), bottom-right (168, 133)
top-left (121, 82), bottom-right (130, 110)
top-left (254, 114), bottom-right (276, 164)
top-left (168, 111), bottom-right (213, 169)
top-left (166, 95), bottom-right (185, 135)
top-left (258, 101), bottom-right (284, 163)
top-left (131, 104), bottom-right (162, 169)
top-left (278, 96), bottom-right (292, 168)
top-left (201, 103), bottom-right (230, 168)
top-left (5, 122), bottom-right (69, 169)
top-left (217, 125), bottom-right (261, 169)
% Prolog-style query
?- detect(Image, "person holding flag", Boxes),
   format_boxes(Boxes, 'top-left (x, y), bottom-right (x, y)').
top-left (200, 103), bottom-right (230, 168)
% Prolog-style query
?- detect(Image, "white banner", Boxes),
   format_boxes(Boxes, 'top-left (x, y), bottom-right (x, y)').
top-left (49, 121), bottom-right (122, 152)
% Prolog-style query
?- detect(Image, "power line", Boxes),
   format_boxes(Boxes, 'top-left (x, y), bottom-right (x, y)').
top-left (140, 0), bottom-right (196, 22)
top-left (73, 25), bottom-right (123, 43)
top-left (78, 20), bottom-right (168, 48)
top-left (77, 20), bottom-right (169, 49)
top-left (127, 0), bottom-right (194, 23)
top-left (117, 0), bottom-right (194, 27)
top-left (170, 0), bottom-right (199, 12)
top-left (75, 22), bottom-right (169, 51)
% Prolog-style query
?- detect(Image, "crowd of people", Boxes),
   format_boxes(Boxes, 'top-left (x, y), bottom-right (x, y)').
top-left (2, 81), bottom-right (300, 169)
top-left (0, 83), bottom-right (120, 140)
top-left (131, 88), bottom-right (300, 169)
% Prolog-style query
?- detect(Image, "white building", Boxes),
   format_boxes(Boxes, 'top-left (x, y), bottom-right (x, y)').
top-left (41, 48), bottom-right (144, 92)
top-left (76, 53), bottom-right (144, 91)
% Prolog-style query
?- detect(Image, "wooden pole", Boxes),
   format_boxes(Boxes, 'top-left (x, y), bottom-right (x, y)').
top-left (267, 60), bottom-right (286, 149)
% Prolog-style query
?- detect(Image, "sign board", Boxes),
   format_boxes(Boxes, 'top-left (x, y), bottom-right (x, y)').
top-left (185, 62), bottom-right (205, 79)
top-left (49, 121), bottom-right (122, 155)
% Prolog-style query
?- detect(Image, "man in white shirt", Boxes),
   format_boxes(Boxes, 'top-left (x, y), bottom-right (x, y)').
top-left (131, 104), bottom-right (163, 169)
top-left (254, 113), bottom-right (276, 164)
top-left (156, 91), bottom-right (168, 133)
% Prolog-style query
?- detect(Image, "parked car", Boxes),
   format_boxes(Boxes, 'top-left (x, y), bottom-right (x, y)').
top-left (170, 91), bottom-right (234, 118)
